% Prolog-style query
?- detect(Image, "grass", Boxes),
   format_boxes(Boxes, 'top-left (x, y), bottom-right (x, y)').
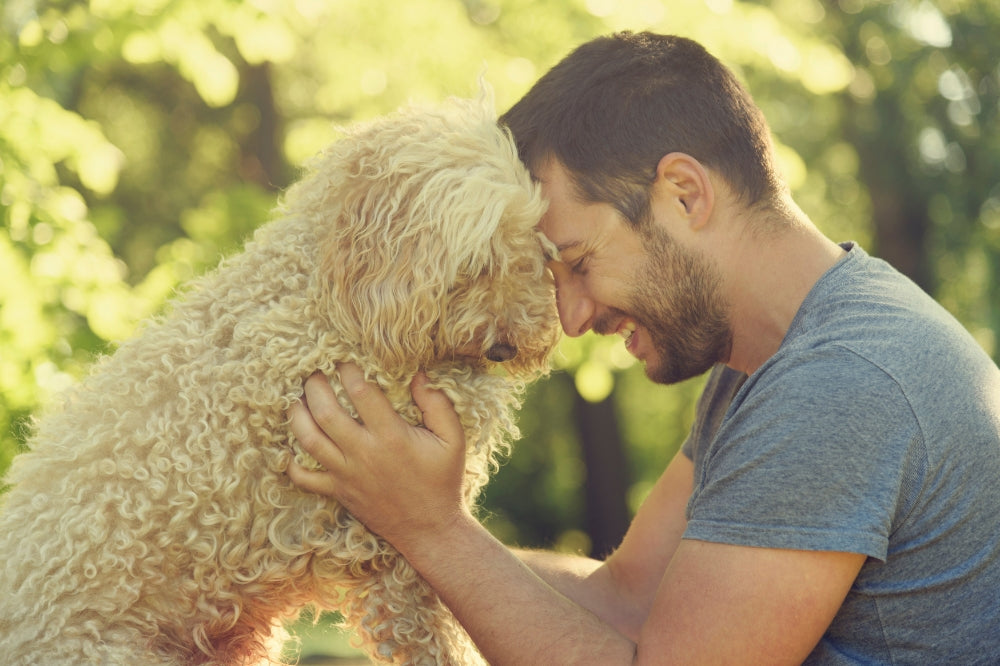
top-left (282, 610), bottom-right (371, 664)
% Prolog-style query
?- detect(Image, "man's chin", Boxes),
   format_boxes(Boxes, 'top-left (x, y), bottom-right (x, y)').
top-left (642, 355), bottom-right (677, 385)
top-left (643, 354), bottom-right (714, 386)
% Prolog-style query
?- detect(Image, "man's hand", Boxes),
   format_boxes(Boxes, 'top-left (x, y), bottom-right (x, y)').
top-left (287, 364), bottom-right (469, 549)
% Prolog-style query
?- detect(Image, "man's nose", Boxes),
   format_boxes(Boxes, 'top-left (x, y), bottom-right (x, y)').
top-left (554, 275), bottom-right (594, 338)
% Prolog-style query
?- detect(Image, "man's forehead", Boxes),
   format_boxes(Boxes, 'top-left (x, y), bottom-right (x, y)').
top-left (534, 206), bottom-right (578, 261)
top-left (535, 212), bottom-right (584, 262)
top-left (534, 209), bottom-right (572, 246)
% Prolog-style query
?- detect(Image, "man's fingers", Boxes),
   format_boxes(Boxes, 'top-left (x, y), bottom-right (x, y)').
top-left (286, 460), bottom-right (338, 496)
top-left (288, 398), bottom-right (346, 470)
top-left (412, 372), bottom-right (465, 448)
top-left (289, 371), bottom-right (363, 472)
top-left (302, 370), bottom-right (365, 440)
top-left (336, 362), bottom-right (398, 433)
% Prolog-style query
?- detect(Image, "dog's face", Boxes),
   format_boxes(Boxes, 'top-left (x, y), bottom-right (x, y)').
top-left (290, 93), bottom-right (560, 379)
top-left (427, 214), bottom-right (560, 379)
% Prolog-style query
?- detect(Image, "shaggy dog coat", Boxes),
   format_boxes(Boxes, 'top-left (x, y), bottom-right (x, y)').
top-left (0, 92), bottom-right (560, 665)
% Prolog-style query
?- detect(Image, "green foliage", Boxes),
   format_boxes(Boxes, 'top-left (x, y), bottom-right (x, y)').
top-left (2, 1), bottom-right (999, 653)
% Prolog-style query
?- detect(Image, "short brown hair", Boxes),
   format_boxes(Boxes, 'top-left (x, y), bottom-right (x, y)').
top-left (500, 31), bottom-right (782, 226)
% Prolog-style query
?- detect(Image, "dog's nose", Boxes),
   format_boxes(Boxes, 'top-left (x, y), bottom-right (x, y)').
top-left (485, 343), bottom-right (518, 363)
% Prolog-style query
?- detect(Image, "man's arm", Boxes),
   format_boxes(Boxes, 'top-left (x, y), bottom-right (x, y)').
top-left (399, 508), bottom-right (640, 664)
top-left (504, 452), bottom-right (865, 663)
top-left (513, 450), bottom-right (694, 641)
top-left (410, 516), bottom-right (863, 665)
top-left (643, 539), bottom-right (864, 663)
top-left (288, 366), bottom-right (864, 664)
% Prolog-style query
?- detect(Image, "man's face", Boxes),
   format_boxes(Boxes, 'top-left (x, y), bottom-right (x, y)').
top-left (536, 159), bottom-right (731, 384)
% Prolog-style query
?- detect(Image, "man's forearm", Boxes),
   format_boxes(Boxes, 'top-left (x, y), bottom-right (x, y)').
top-left (513, 548), bottom-right (646, 641)
top-left (510, 450), bottom-right (696, 642)
top-left (396, 511), bottom-right (637, 665)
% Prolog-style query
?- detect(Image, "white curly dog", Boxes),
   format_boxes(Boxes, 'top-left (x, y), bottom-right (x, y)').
top-left (0, 89), bottom-right (560, 665)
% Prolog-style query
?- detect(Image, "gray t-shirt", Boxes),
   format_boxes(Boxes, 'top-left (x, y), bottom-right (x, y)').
top-left (682, 243), bottom-right (1000, 663)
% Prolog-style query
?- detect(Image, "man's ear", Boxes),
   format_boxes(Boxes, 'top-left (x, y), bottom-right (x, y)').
top-left (653, 152), bottom-right (715, 230)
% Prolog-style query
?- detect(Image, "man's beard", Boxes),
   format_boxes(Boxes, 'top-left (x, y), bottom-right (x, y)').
top-left (598, 224), bottom-right (732, 385)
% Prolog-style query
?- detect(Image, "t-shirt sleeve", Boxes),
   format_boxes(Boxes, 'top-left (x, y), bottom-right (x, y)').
top-left (684, 348), bottom-right (926, 561)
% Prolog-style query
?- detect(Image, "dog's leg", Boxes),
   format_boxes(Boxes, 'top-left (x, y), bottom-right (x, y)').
top-left (334, 554), bottom-right (486, 665)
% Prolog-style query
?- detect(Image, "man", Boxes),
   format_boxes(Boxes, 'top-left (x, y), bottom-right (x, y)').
top-left (288, 32), bottom-right (1000, 663)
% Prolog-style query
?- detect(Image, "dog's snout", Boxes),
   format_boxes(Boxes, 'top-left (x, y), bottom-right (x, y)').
top-left (485, 343), bottom-right (518, 363)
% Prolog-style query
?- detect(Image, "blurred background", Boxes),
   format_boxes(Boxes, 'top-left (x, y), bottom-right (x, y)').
top-left (2, 0), bottom-right (998, 660)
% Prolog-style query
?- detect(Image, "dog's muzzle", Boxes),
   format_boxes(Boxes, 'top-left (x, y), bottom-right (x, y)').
top-left (485, 343), bottom-right (517, 363)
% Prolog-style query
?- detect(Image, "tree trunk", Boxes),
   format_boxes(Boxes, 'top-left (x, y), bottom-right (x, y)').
top-left (572, 388), bottom-right (631, 559)
top-left (238, 62), bottom-right (285, 190)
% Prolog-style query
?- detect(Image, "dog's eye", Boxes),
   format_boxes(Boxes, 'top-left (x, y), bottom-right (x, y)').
top-left (485, 343), bottom-right (517, 363)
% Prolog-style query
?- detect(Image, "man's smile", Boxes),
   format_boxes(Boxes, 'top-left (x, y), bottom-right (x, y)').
top-left (618, 320), bottom-right (638, 352)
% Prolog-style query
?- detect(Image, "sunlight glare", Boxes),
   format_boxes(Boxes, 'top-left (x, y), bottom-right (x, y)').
top-left (585, 0), bottom-right (616, 18)
top-left (704, 0), bottom-right (732, 15)
top-left (575, 360), bottom-right (615, 403)
top-left (893, 0), bottom-right (952, 48)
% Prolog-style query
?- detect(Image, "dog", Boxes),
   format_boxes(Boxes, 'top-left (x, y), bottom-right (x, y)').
top-left (0, 87), bottom-right (560, 665)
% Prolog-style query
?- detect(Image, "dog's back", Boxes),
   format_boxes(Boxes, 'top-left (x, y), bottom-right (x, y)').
top-left (0, 221), bottom-right (322, 663)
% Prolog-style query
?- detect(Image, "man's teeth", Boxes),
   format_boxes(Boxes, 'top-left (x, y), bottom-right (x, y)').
top-left (619, 321), bottom-right (636, 342)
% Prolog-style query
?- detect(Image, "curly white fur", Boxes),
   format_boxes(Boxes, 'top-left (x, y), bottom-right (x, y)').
top-left (0, 89), bottom-right (559, 665)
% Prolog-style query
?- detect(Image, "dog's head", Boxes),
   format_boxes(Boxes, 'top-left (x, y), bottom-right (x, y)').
top-left (283, 88), bottom-right (560, 380)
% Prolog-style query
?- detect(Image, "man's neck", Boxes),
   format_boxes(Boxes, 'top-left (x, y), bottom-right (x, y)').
top-left (718, 207), bottom-right (846, 376)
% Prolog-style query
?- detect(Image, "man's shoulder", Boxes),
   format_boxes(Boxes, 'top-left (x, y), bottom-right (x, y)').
top-left (780, 248), bottom-right (996, 409)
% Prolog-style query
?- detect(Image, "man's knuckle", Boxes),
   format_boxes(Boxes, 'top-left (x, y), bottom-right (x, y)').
top-left (343, 376), bottom-right (371, 400)
top-left (295, 431), bottom-right (320, 453)
top-left (309, 401), bottom-right (339, 428)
